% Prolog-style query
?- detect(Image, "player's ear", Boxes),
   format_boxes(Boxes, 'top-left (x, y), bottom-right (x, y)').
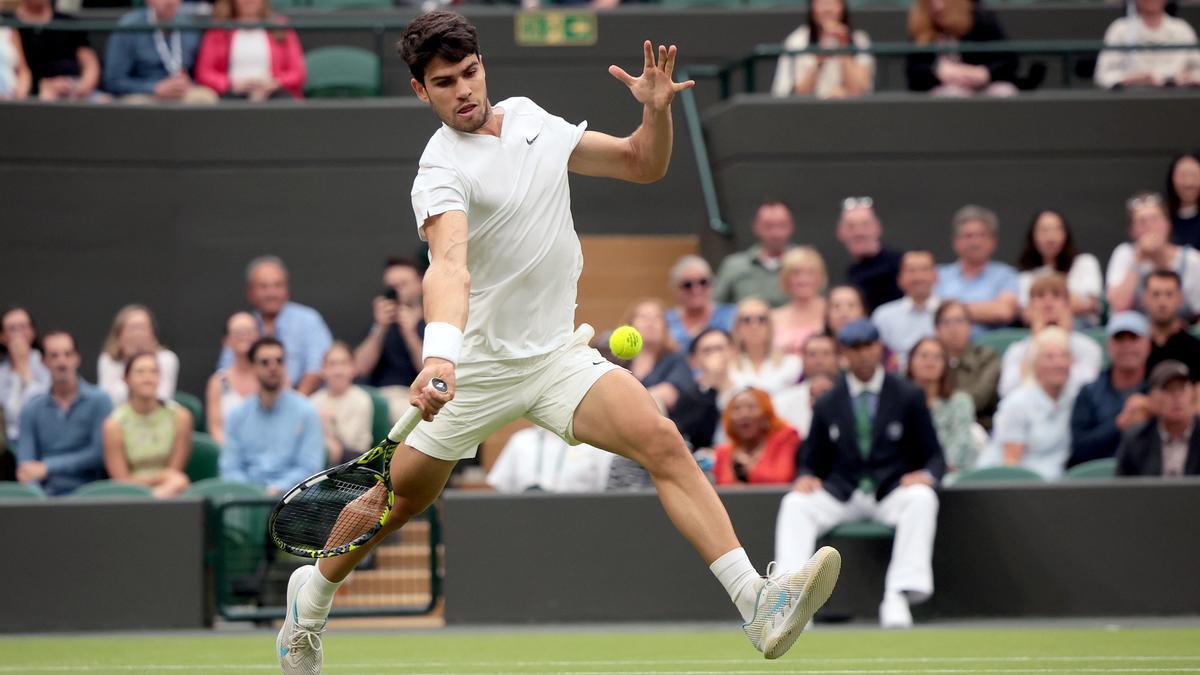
top-left (410, 78), bottom-right (429, 103)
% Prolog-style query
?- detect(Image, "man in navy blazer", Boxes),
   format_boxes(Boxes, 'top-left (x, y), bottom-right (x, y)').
top-left (775, 319), bottom-right (945, 628)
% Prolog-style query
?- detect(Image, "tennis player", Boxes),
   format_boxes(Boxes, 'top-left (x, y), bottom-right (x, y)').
top-left (277, 11), bottom-right (840, 672)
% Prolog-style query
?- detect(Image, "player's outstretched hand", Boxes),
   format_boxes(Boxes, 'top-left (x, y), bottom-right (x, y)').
top-left (609, 41), bottom-right (696, 112)
top-left (411, 358), bottom-right (455, 422)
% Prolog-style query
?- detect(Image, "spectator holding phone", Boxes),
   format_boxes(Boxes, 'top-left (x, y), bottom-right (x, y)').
top-left (355, 257), bottom-right (424, 421)
top-left (771, 0), bottom-right (874, 99)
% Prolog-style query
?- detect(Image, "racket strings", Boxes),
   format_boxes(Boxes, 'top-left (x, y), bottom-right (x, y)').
top-left (272, 471), bottom-right (391, 552)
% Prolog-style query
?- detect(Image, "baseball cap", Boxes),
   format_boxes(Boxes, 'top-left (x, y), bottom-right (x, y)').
top-left (1106, 311), bottom-right (1150, 338)
top-left (836, 318), bottom-right (880, 347)
top-left (1148, 360), bottom-right (1191, 390)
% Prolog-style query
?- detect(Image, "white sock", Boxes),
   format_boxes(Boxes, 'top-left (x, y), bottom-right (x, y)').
top-left (296, 566), bottom-right (343, 623)
top-left (710, 547), bottom-right (761, 622)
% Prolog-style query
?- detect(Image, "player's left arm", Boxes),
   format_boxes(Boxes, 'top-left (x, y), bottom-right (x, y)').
top-left (568, 41), bottom-right (695, 184)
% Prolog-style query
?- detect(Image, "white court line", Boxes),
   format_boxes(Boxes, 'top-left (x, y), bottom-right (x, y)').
top-left (8, 668), bottom-right (1200, 674)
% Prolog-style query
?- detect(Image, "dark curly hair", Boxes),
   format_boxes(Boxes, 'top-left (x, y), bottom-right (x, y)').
top-left (398, 11), bottom-right (481, 85)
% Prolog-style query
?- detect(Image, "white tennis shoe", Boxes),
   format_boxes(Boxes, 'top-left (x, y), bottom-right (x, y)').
top-left (743, 546), bottom-right (842, 660)
top-left (277, 565), bottom-right (326, 675)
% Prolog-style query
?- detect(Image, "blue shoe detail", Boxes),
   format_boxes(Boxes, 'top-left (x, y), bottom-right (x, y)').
top-left (770, 591), bottom-right (789, 615)
top-left (279, 646), bottom-right (288, 658)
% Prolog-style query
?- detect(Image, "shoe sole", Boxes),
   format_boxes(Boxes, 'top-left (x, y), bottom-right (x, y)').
top-left (763, 546), bottom-right (842, 660)
top-left (276, 565), bottom-right (315, 667)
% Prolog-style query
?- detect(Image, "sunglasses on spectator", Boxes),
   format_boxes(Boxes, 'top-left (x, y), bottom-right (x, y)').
top-left (1126, 194), bottom-right (1163, 211)
top-left (256, 357), bottom-right (284, 366)
top-left (738, 314), bottom-right (770, 325)
top-left (679, 277), bottom-right (711, 291)
top-left (842, 196), bottom-right (874, 211)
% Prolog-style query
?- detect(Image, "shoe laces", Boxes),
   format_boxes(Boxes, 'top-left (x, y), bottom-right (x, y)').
top-left (287, 622), bottom-right (325, 657)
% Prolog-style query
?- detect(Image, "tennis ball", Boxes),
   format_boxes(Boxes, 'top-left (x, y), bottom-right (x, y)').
top-left (609, 325), bottom-right (643, 360)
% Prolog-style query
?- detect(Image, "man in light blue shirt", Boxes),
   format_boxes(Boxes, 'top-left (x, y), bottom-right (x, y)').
top-left (872, 250), bottom-right (940, 370)
top-left (217, 256), bottom-right (333, 395)
top-left (221, 337), bottom-right (325, 495)
top-left (16, 332), bottom-right (112, 495)
top-left (934, 205), bottom-right (1020, 336)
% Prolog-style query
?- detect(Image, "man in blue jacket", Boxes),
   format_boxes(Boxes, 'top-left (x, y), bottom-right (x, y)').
top-left (1068, 311), bottom-right (1152, 467)
top-left (102, 0), bottom-right (215, 103)
top-left (775, 318), bottom-right (944, 628)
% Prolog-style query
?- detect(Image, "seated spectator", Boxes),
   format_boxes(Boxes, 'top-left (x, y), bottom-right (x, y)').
top-left (685, 327), bottom-right (734, 449)
top-left (1116, 360), bottom-right (1200, 476)
top-left (1016, 210), bottom-right (1103, 327)
top-left (771, 246), bottom-right (828, 355)
top-left (310, 342), bottom-right (374, 466)
top-left (1143, 270), bottom-right (1200, 381)
top-left (999, 273), bottom-right (1102, 397)
top-left (487, 426), bottom-right (612, 493)
top-left (101, 352), bottom-right (192, 498)
top-left (907, 337), bottom-right (978, 474)
top-left (12, 0), bottom-right (102, 102)
top-left (775, 333), bottom-right (840, 438)
top-left (713, 388), bottom-right (800, 485)
top-left (1167, 152), bottom-right (1200, 249)
top-left (771, 0), bottom-right (873, 100)
top-left (982, 327), bottom-right (1077, 480)
top-left (729, 297), bottom-right (802, 394)
top-left (1095, 0), bottom-right (1200, 90)
top-left (775, 318), bottom-right (943, 628)
top-left (97, 304), bottom-right (179, 407)
top-left (935, 205), bottom-right (1020, 335)
top-left (0, 25), bottom-right (31, 100)
top-left (713, 201), bottom-right (796, 307)
top-left (218, 256), bottom-right (333, 395)
top-left (906, 0), bottom-right (1018, 97)
top-left (837, 198), bottom-right (902, 311)
top-left (1106, 192), bottom-right (1200, 319)
top-left (0, 307), bottom-right (50, 445)
top-left (220, 337), bottom-right (324, 495)
top-left (205, 311), bottom-right (259, 445)
top-left (873, 251), bottom-right (940, 371)
top-left (103, 0), bottom-right (216, 103)
top-left (16, 331), bottom-right (111, 495)
top-left (665, 255), bottom-right (735, 352)
top-left (825, 284), bottom-right (869, 339)
top-left (195, 0), bottom-right (306, 101)
top-left (621, 299), bottom-right (695, 418)
top-left (355, 257), bottom-right (423, 422)
top-left (1069, 312), bottom-right (1152, 468)
top-left (936, 300), bottom-right (1000, 429)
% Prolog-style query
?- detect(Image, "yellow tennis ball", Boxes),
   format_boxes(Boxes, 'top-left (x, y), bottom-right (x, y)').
top-left (609, 325), bottom-right (643, 360)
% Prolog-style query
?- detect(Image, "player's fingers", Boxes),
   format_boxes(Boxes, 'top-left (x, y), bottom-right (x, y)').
top-left (608, 65), bottom-right (636, 86)
top-left (664, 45), bottom-right (677, 78)
top-left (657, 44), bottom-right (667, 71)
top-left (674, 79), bottom-right (696, 92)
top-left (643, 40), bottom-right (654, 71)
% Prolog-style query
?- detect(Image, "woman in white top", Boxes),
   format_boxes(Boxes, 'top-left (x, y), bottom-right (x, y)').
top-left (729, 297), bottom-right (802, 394)
top-left (771, 0), bottom-right (874, 99)
top-left (0, 27), bottom-right (31, 100)
top-left (194, 0), bottom-right (306, 100)
top-left (1015, 209), bottom-right (1103, 327)
top-left (1094, 0), bottom-right (1200, 89)
top-left (1106, 191), bottom-right (1200, 320)
top-left (0, 307), bottom-right (49, 442)
top-left (310, 341), bottom-right (374, 466)
top-left (205, 311), bottom-right (259, 445)
top-left (982, 326), bottom-right (1077, 481)
top-left (97, 304), bottom-right (180, 407)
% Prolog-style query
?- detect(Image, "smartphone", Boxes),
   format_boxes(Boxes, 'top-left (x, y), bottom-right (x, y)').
top-left (384, 288), bottom-right (399, 301)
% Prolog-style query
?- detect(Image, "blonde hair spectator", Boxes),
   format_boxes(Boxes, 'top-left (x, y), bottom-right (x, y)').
top-left (771, 246), bottom-right (828, 356)
top-left (97, 304), bottom-right (179, 407)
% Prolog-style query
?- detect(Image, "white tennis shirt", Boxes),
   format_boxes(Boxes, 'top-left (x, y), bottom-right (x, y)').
top-left (411, 97), bottom-right (588, 363)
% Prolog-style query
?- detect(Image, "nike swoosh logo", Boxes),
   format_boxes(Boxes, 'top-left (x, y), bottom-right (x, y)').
top-left (592, 360), bottom-right (605, 366)
top-left (526, 133), bottom-right (539, 145)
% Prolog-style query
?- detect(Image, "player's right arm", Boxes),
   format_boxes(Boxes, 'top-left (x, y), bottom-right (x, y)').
top-left (411, 210), bottom-right (470, 420)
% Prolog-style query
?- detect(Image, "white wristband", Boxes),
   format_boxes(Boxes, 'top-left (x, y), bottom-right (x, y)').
top-left (422, 322), bottom-right (463, 365)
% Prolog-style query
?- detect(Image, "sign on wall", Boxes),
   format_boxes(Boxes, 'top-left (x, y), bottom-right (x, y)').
top-left (515, 11), bottom-right (598, 47)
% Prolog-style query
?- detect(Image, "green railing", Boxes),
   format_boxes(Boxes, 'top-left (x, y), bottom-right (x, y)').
top-left (210, 498), bottom-right (441, 621)
top-left (706, 40), bottom-right (1200, 96)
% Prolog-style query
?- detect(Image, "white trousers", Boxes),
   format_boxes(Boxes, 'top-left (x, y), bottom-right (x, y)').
top-left (774, 484), bottom-right (939, 601)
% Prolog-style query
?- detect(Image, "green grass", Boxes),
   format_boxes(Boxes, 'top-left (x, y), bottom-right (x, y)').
top-left (1, 626), bottom-right (1199, 673)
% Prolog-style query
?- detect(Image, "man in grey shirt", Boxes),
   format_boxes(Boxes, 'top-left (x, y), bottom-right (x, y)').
top-left (713, 201), bottom-right (796, 307)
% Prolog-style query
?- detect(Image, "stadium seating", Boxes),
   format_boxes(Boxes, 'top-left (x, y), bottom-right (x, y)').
top-left (69, 480), bottom-right (155, 498)
top-left (953, 466), bottom-right (1045, 484)
top-left (0, 481), bottom-right (46, 499)
top-left (974, 328), bottom-right (1029, 358)
top-left (1064, 457), bottom-right (1118, 480)
top-left (173, 391), bottom-right (206, 433)
top-left (363, 385), bottom-right (390, 445)
top-left (303, 47), bottom-right (382, 98)
top-left (186, 432), bottom-right (222, 483)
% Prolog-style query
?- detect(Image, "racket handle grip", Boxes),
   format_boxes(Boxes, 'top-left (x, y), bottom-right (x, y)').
top-left (386, 378), bottom-right (448, 443)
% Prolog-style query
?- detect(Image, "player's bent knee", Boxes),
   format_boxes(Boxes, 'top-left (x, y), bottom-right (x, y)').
top-left (636, 418), bottom-right (691, 472)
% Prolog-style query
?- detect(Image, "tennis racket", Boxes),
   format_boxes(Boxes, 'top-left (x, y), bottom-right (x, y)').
top-left (269, 378), bottom-right (448, 558)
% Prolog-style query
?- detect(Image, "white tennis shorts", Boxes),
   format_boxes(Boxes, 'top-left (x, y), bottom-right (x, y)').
top-left (405, 324), bottom-right (620, 461)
